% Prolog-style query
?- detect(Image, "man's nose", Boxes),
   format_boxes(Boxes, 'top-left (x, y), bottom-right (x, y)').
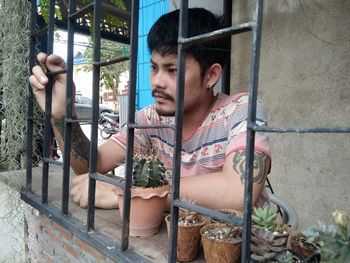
top-left (151, 71), bottom-right (166, 89)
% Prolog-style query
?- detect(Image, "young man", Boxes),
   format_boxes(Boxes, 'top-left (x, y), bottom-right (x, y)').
top-left (29, 8), bottom-right (271, 211)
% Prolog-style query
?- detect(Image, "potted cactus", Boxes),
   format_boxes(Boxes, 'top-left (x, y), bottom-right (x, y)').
top-left (164, 208), bottom-right (206, 262)
top-left (250, 205), bottom-right (291, 261)
top-left (115, 153), bottom-right (170, 237)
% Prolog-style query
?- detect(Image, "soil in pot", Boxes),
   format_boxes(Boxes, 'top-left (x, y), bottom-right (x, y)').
top-left (165, 212), bottom-right (206, 262)
top-left (200, 223), bottom-right (242, 263)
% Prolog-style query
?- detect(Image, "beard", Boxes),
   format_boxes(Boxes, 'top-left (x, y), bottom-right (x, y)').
top-left (152, 89), bottom-right (176, 116)
top-left (155, 107), bottom-right (175, 116)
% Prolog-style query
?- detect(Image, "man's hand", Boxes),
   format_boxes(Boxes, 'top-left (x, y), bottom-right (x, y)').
top-left (70, 174), bottom-right (119, 209)
top-left (29, 52), bottom-right (75, 119)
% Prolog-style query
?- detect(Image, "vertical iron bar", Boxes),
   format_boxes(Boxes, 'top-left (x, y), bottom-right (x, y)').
top-left (26, 0), bottom-right (38, 192)
top-left (62, 0), bottom-right (77, 215)
top-left (41, 0), bottom-right (56, 204)
top-left (121, 0), bottom-right (139, 251)
top-left (221, 0), bottom-right (232, 95)
top-left (168, 1), bottom-right (188, 262)
top-left (241, 0), bottom-right (263, 261)
top-left (87, 0), bottom-right (102, 231)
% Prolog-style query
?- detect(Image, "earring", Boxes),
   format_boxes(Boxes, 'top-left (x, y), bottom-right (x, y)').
top-left (207, 84), bottom-right (211, 89)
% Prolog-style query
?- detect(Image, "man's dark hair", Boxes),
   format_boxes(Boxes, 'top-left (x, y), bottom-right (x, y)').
top-left (147, 8), bottom-right (229, 77)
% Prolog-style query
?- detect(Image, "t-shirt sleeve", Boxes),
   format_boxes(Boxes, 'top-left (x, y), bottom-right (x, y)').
top-left (225, 94), bottom-right (271, 158)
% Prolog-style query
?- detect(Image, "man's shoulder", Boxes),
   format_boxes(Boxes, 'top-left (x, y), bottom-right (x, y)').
top-left (215, 92), bottom-right (249, 109)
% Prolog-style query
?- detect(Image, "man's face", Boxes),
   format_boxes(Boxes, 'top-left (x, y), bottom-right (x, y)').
top-left (150, 52), bottom-right (205, 116)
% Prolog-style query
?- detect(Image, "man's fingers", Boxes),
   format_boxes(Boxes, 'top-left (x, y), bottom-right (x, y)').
top-left (72, 188), bottom-right (82, 204)
top-left (31, 65), bottom-right (48, 85)
top-left (79, 196), bottom-right (88, 208)
top-left (37, 52), bottom-right (48, 66)
top-left (71, 174), bottom-right (89, 185)
top-left (29, 75), bottom-right (46, 92)
top-left (46, 54), bottom-right (66, 72)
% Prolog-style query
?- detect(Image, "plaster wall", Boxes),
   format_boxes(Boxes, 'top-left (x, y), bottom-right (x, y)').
top-left (231, 0), bottom-right (350, 229)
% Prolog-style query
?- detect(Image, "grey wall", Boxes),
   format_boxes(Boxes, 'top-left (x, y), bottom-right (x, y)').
top-left (169, 0), bottom-right (350, 229)
top-left (231, 0), bottom-right (350, 229)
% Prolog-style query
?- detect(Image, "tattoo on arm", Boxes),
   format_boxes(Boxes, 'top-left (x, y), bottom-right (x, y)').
top-left (53, 118), bottom-right (90, 162)
top-left (232, 150), bottom-right (270, 184)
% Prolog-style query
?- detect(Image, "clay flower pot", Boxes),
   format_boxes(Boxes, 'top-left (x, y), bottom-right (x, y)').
top-left (200, 223), bottom-right (242, 263)
top-left (115, 183), bottom-right (170, 237)
top-left (165, 213), bottom-right (206, 262)
top-left (290, 232), bottom-right (319, 258)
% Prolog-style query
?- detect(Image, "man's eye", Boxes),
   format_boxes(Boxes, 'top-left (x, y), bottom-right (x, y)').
top-left (151, 65), bottom-right (157, 71)
top-left (169, 68), bottom-right (177, 74)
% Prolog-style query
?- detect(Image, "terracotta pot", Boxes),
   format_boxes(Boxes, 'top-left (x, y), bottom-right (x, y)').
top-left (291, 233), bottom-right (319, 258)
top-left (115, 183), bottom-right (170, 237)
top-left (165, 213), bottom-right (206, 262)
top-left (200, 223), bottom-right (242, 263)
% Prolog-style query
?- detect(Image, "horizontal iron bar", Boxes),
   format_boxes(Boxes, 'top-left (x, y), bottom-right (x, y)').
top-left (55, 20), bottom-right (130, 45)
top-left (30, 26), bottom-right (48, 38)
top-left (92, 55), bottom-right (130, 67)
top-left (127, 123), bottom-right (175, 130)
top-left (20, 192), bottom-right (150, 263)
top-left (64, 118), bottom-right (91, 124)
top-left (172, 199), bottom-right (244, 226)
top-left (46, 69), bottom-right (67, 76)
top-left (42, 158), bottom-right (64, 167)
top-left (179, 22), bottom-right (254, 48)
top-left (250, 124), bottom-right (350, 133)
top-left (68, 3), bottom-right (94, 20)
top-left (68, 3), bottom-right (131, 22)
top-left (90, 172), bottom-right (125, 188)
top-left (101, 2), bottom-right (131, 22)
top-left (27, 116), bottom-right (44, 122)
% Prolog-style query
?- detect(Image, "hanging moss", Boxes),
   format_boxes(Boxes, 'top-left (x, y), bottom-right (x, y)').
top-left (0, 0), bottom-right (44, 173)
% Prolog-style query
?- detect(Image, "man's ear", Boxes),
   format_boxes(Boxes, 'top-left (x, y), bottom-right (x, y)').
top-left (205, 63), bottom-right (222, 89)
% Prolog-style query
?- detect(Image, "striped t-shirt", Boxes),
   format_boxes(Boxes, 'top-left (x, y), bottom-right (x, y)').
top-left (111, 92), bottom-right (270, 177)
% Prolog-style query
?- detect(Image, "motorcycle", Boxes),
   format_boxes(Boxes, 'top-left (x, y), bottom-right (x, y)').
top-left (98, 112), bottom-right (120, 139)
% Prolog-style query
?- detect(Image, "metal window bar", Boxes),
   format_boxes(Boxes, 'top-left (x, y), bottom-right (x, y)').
top-left (24, 0), bottom-right (348, 262)
top-left (23, 0), bottom-right (148, 262)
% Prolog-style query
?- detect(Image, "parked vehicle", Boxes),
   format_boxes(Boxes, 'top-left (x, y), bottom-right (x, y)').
top-left (75, 95), bottom-right (115, 121)
top-left (98, 112), bottom-right (120, 139)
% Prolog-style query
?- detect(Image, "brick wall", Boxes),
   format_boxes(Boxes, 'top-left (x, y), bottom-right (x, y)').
top-left (24, 204), bottom-right (115, 263)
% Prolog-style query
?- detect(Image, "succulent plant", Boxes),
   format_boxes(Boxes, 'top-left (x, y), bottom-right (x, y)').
top-left (252, 205), bottom-right (279, 232)
top-left (132, 153), bottom-right (168, 188)
top-left (301, 210), bottom-right (350, 263)
top-left (250, 228), bottom-right (287, 262)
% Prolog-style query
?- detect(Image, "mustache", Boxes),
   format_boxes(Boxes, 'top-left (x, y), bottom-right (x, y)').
top-left (152, 89), bottom-right (174, 101)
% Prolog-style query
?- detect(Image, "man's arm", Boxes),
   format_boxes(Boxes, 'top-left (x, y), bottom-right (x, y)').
top-left (178, 150), bottom-right (271, 211)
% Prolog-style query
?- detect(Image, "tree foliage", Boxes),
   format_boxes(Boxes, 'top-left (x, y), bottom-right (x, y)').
top-left (78, 39), bottom-right (129, 95)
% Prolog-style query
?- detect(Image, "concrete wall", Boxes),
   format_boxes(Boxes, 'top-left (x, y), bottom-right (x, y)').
top-left (231, 0), bottom-right (350, 229)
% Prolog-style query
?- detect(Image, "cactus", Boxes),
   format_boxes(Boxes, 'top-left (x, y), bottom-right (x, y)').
top-left (132, 153), bottom-right (168, 188)
top-left (252, 205), bottom-right (279, 232)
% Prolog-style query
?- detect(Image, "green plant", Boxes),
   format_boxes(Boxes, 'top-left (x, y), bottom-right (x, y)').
top-left (302, 209), bottom-right (350, 263)
top-left (252, 205), bottom-right (279, 232)
top-left (132, 153), bottom-right (168, 188)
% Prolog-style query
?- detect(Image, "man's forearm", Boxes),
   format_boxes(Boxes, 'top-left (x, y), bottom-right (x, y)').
top-left (52, 117), bottom-right (90, 175)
